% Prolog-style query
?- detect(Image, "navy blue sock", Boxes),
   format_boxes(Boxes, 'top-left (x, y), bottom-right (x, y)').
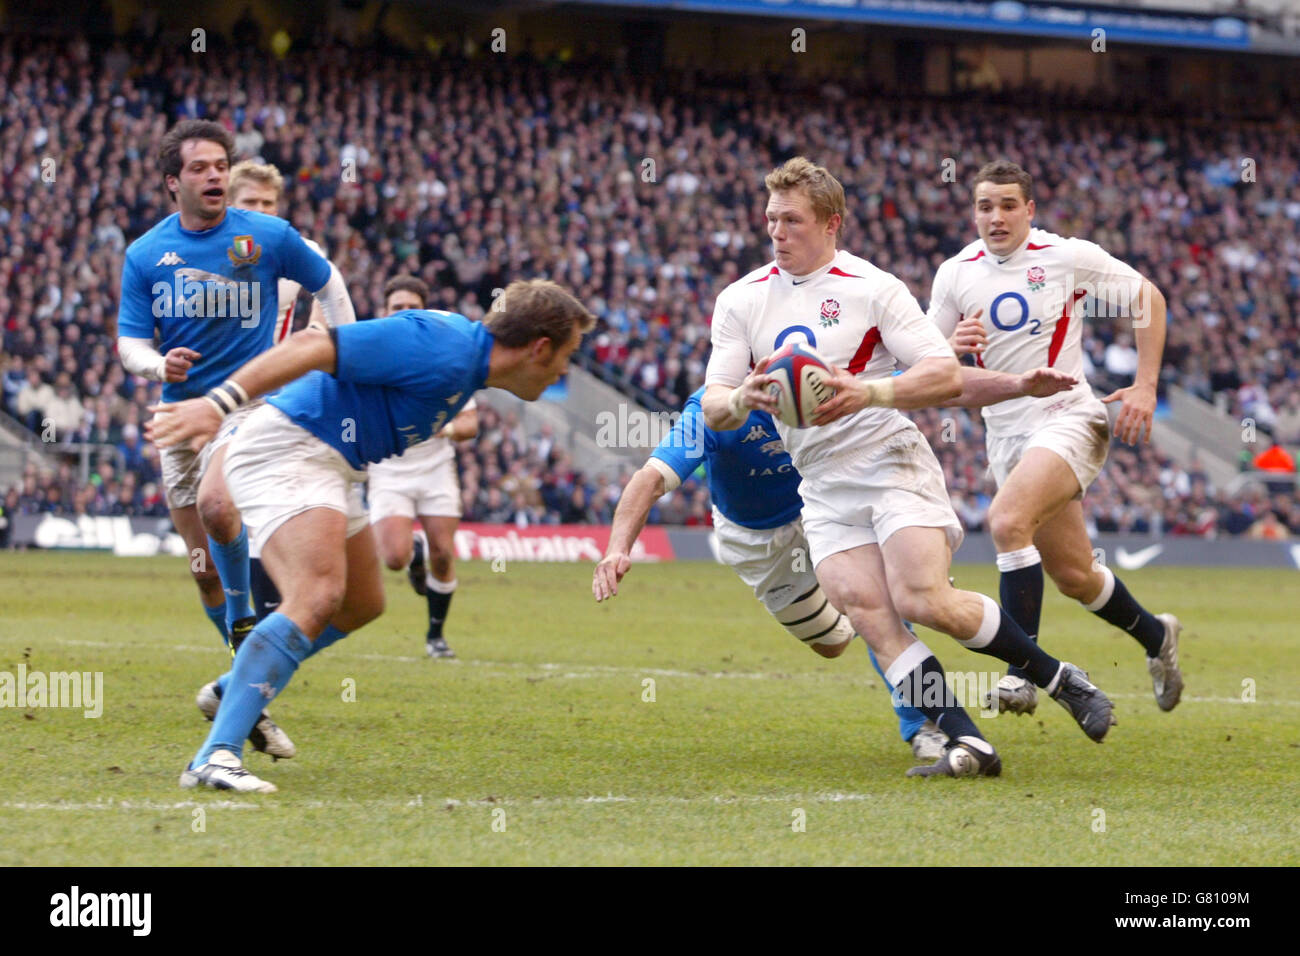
top-left (886, 646), bottom-right (985, 744)
top-left (425, 577), bottom-right (456, 640)
top-left (203, 602), bottom-right (228, 646)
top-left (997, 547), bottom-right (1043, 681)
top-left (193, 612), bottom-right (311, 767)
top-left (1085, 566), bottom-right (1165, 656)
top-left (249, 557), bottom-right (282, 621)
top-left (208, 527), bottom-right (252, 631)
top-left (962, 594), bottom-right (1061, 690)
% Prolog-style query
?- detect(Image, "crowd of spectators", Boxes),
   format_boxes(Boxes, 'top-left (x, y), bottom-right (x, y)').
top-left (1, 32), bottom-right (1297, 540)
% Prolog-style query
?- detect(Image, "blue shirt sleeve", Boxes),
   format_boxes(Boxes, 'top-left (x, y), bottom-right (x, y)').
top-left (276, 221), bottom-right (331, 292)
top-left (650, 395), bottom-right (708, 482)
top-left (332, 313), bottom-right (470, 394)
top-left (117, 252), bottom-right (156, 338)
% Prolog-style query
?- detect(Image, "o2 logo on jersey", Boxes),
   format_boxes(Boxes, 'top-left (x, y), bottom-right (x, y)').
top-left (774, 326), bottom-right (817, 350)
top-left (989, 292), bottom-right (1041, 335)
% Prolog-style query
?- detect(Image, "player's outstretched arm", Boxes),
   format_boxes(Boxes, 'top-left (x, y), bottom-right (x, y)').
top-left (811, 355), bottom-right (962, 424)
top-left (940, 366), bottom-right (1078, 408)
top-left (146, 328), bottom-right (337, 452)
top-left (1101, 279), bottom-right (1166, 444)
top-left (701, 359), bottom-right (778, 431)
top-left (593, 464), bottom-right (667, 602)
top-left (309, 263), bottom-right (357, 328)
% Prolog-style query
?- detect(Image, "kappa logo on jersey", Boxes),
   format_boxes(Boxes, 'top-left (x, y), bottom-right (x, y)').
top-left (740, 425), bottom-right (771, 443)
top-left (155, 251), bottom-right (185, 266)
top-left (1027, 266), bottom-right (1046, 291)
top-left (819, 298), bottom-right (840, 328)
top-left (228, 234), bottom-right (262, 267)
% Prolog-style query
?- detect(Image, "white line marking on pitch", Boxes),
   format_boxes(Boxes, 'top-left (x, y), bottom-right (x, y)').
top-left (18, 636), bottom-right (1299, 705)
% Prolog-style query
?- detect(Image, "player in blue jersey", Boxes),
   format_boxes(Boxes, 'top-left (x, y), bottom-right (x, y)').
top-left (148, 279), bottom-right (595, 792)
top-left (117, 121), bottom-right (354, 656)
top-left (190, 160), bottom-right (355, 762)
top-left (593, 388), bottom-right (947, 760)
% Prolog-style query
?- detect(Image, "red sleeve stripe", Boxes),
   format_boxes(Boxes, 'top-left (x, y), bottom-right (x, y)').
top-left (827, 266), bottom-right (864, 279)
top-left (277, 301), bottom-right (295, 342)
top-left (1048, 290), bottom-right (1086, 367)
top-left (846, 327), bottom-right (882, 375)
top-left (748, 266), bottom-right (780, 284)
top-left (1025, 243), bottom-right (1054, 250)
top-left (961, 250), bottom-right (985, 262)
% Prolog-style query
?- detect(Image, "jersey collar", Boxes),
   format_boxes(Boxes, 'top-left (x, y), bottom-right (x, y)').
top-left (990, 232), bottom-right (1034, 265)
top-left (787, 253), bottom-right (839, 286)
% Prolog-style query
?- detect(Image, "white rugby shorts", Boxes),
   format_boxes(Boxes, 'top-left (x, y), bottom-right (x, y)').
top-left (223, 405), bottom-right (369, 554)
top-left (797, 424), bottom-right (963, 568)
top-left (712, 508), bottom-right (818, 614)
top-left (368, 456), bottom-right (462, 522)
top-left (986, 394), bottom-right (1110, 497)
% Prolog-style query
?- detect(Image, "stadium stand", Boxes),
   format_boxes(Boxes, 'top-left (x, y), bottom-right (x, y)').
top-left (0, 33), bottom-right (1296, 536)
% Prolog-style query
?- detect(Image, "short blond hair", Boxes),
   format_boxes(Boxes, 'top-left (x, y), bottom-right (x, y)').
top-left (764, 157), bottom-right (846, 238)
top-left (229, 161), bottom-right (285, 203)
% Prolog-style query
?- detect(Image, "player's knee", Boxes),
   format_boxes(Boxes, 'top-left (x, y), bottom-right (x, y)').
top-left (988, 505), bottom-right (1032, 550)
top-left (381, 549), bottom-right (409, 572)
top-left (197, 488), bottom-right (239, 541)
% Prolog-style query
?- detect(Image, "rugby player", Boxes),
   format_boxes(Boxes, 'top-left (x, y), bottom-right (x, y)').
top-left (149, 279), bottom-right (594, 792)
top-left (702, 158), bottom-right (1116, 777)
top-left (929, 159), bottom-right (1183, 714)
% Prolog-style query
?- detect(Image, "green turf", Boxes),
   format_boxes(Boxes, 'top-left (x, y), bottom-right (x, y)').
top-left (1, 550), bottom-right (1296, 865)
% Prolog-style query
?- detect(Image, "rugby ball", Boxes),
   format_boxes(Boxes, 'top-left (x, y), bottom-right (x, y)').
top-left (764, 342), bottom-right (836, 428)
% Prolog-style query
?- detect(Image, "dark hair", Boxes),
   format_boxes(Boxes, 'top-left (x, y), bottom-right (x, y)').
top-left (482, 279), bottom-right (595, 349)
top-left (382, 275), bottom-right (430, 310)
top-left (158, 120), bottom-right (235, 197)
top-left (973, 160), bottom-right (1033, 203)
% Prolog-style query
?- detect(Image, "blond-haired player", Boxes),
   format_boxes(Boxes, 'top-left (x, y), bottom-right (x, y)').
top-left (702, 157), bottom-right (1115, 777)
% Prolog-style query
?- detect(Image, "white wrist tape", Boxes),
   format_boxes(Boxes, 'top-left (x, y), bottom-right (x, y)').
top-left (863, 378), bottom-right (896, 408)
top-left (727, 387), bottom-right (749, 421)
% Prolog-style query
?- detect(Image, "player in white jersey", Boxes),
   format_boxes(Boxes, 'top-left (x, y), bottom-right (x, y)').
top-left (367, 275), bottom-right (479, 659)
top-left (929, 160), bottom-right (1183, 715)
top-left (703, 157), bottom-right (1116, 777)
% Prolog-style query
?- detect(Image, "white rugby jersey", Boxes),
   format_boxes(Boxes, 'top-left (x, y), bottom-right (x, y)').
top-left (928, 227), bottom-right (1143, 434)
top-left (368, 398), bottom-right (476, 484)
top-left (705, 249), bottom-right (954, 475)
top-left (275, 236), bottom-right (329, 342)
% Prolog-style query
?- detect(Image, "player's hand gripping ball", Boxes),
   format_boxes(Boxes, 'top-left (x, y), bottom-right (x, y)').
top-left (764, 342), bottom-right (836, 428)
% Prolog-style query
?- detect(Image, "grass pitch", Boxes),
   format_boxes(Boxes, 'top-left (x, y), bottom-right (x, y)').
top-left (0, 550), bottom-right (1296, 866)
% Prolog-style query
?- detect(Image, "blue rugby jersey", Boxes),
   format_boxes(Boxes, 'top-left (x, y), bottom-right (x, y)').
top-left (118, 207), bottom-right (331, 401)
top-left (650, 387), bottom-right (803, 530)
top-left (267, 311), bottom-right (491, 470)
